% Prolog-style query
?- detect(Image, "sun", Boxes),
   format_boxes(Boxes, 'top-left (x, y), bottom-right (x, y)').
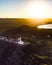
top-left (25, 1), bottom-right (50, 19)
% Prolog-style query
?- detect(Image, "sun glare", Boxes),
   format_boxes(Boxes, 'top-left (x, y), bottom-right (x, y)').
top-left (25, 1), bottom-right (51, 19)
top-left (38, 24), bottom-right (52, 29)
top-left (38, 25), bottom-right (47, 29)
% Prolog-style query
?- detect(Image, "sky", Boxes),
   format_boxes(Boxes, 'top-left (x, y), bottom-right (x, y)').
top-left (0, 0), bottom-right (52, 18)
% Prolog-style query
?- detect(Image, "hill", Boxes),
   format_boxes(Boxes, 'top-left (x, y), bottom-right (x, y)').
top-left (2, 25), bottom-right (52, 39)
top-left (0, 24), bottom-right (52, 65)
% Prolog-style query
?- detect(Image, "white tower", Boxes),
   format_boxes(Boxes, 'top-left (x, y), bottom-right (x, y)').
top-left (18, 37), bottom-right (24, 45)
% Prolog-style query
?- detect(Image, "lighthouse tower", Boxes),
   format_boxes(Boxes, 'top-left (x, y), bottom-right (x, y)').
top-left (18, 37), bottom-right (24, 45)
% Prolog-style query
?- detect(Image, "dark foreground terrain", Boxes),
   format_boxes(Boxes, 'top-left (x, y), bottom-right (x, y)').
top-left (0, 25), bottom-right (52, 65)
top-left (0, 40), bottom-right (52, 65)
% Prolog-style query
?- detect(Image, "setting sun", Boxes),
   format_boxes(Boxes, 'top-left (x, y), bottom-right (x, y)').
top-left (25, 1), bottom-right (51, 19)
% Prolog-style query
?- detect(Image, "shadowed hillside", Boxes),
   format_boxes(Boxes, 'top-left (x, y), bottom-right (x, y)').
top-left (2, 25), bottom-right (52, 56)
top-left (0, 40), bottom-right (24, 65)
top-left (2, 25), bottom-right (52, 39)
top-left (0, 40), bottom-right (52, 65)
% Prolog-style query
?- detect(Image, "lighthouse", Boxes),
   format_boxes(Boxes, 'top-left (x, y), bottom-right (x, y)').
top-left (17, 37), bottom-right (24, 45)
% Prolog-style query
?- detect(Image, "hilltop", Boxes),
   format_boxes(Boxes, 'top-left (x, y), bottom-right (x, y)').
top-left (2, 25), bottom-right (52, 39)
